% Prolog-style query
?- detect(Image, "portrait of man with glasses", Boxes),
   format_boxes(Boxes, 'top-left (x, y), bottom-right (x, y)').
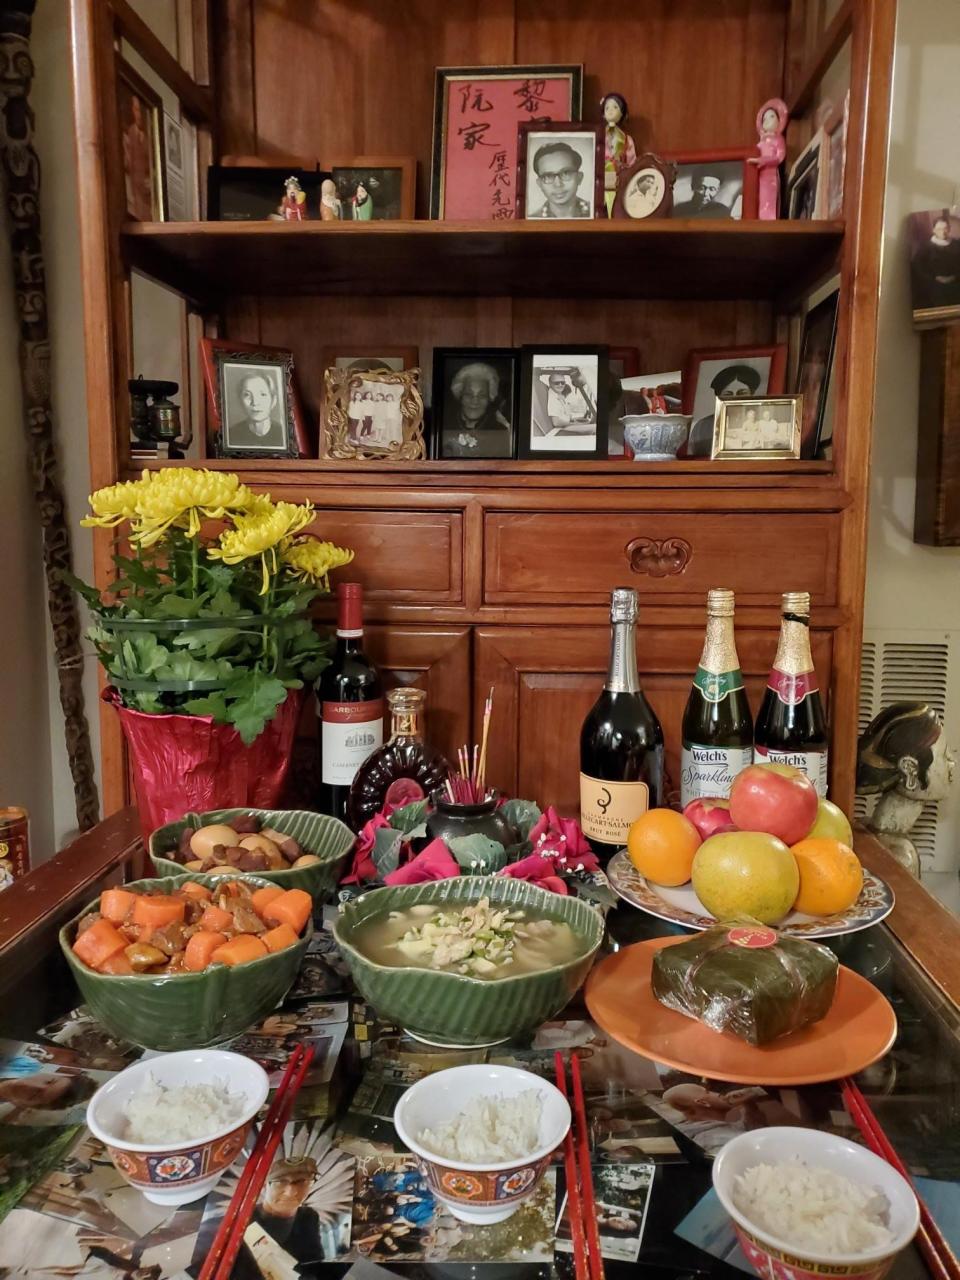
top-left (524, 135), bottom-right (598, 219)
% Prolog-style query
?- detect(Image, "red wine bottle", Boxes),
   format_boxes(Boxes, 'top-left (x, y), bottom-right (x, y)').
top-left (317, 583), bottom-right (384, 822)
top-left (754, 591), bottom-right (829, 795)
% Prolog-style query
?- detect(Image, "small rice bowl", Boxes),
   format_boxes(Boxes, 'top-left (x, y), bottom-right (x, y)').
top-left (123, 1073), bottom-right (247, 1144)
top-left (419, 1089), bottom-right (543, 1163)
top-left (732, 1158), bottom-right (895, 1255)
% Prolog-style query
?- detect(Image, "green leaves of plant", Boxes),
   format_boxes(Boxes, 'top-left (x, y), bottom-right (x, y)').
top-left (447, 835), bottom-right (508, 874)
top-left (371, 827), bottom-right (404, 877)
top-left (500, 799), bottom-right (542, 842)
top-left (227, 672), bottom-right (289, 745)
top-left (388, 800), bottom-right (429, 836)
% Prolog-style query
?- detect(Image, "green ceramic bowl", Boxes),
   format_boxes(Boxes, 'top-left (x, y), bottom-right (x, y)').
top-left (59, 873), bottom-right (312, 1052)
top-left (333, 876), bottom-right (604, 1047)
top-left (149, 808), bottom-right (354, 903)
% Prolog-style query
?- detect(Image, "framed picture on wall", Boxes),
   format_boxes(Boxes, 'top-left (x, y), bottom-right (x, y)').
top-left (116, 59), bottom-right (165, 222)
top-left (432, 348), bottom-right (519, 458)
top-left (664, 148), bottom-right (759, 221)
top-left (200, 337), bottom-right (310, 458)
top-left (517, 345), bottom-right (609, 459)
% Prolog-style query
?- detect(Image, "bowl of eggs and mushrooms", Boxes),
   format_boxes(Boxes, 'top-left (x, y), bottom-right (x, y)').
top-left (149, 808), bottom-right (355, 904)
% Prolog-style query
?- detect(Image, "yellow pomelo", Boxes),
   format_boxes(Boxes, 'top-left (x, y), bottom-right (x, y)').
top-left (692, 831), bottom-right (800, 925)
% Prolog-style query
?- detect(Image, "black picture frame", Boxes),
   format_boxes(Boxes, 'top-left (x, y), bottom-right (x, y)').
top-left (213, 350), bottom-right (302, 459)
top-left (796, 291), bottom-right (840, 457)
top-left (207, 165), bottom-right (325, 221)
top-left (431, 348), bottom-right (519, 459)
top-left (517, 345), bottom-right (609, 460)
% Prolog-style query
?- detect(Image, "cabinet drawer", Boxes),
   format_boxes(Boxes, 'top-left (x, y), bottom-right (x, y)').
top-left (311, 508), bottom-right (463, 604)
top-left (484, 511), bottom-right (837, 606)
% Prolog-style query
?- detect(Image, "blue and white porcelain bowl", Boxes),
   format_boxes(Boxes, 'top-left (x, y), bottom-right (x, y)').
top-left (621, 413), bottom-right (692, 460)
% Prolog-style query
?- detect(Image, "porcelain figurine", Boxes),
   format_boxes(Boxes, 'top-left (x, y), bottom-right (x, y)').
top-left (750, 98), bottom-right (788, 220)
top-left (320, 177), bottom-right (342, 221)
top-left (601, 91), bottom-right (637, 218)
top-left (280, 175), bottom-right (306, 221)
top-left (856, 701), bottom-right (957, 877)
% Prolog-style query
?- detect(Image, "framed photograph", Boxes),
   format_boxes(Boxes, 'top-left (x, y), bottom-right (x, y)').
top-left (161, 113), bottom-right (190, 221)
top-left (200, 338), bottom-right (309, 458)
top-left (682, 344), bottom-right (787, 458)
top-left (612, 156), bottom-right (675, 221)
top-left (787, 130), bottom-right (826, 220)
top-left (207, 165), bottom-right (323, 221)
top-left (432, 348), bottom-right (518, 459)
top-left (621, 370), bottom-right (682, 417)
top-left (322, 368), bottom-right (425, 460)
top-left (321, 347), bottom-right (418, 376)
top-left (327, 156), bottom-right (416, 220)
top-left (607, 347), bottom-right (641, 456)
top-left (430, 64), bottom-right (583, 220)
top-left (796, 291), bottom-right (839, 456)
top-left (116, 59), bottom-right (165, 222)
top-left (518, 122), bottom-right (603, 220)
top-left (712, 396), bottom-right (802, 460)
top-left (518, 345), bottom-right (609, 459)
top-left (824, 92), bottom-right (850, 220)
top-left (665, 149), bottom-right (759, 221)
top-left (908, 206), bottom-right (960, 328)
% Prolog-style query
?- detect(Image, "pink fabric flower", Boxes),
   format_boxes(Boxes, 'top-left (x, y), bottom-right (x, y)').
top-left (341, 812), bottom-right (392, 884)
top-left (498, 852), bottom-right (563, 882)
top-left (527, 807), bottom-right (600, 873)
top-left (384, 838), bottom-right (460, 885)
top-left (539, 875), bottom-right (569, 896)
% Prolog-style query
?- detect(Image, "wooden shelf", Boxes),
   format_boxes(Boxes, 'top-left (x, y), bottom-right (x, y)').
top-left (121, 219), bottom-right (845, 304)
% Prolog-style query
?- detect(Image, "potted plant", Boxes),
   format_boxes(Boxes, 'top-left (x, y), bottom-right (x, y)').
top-left (71, 467), bottom-right (353, 835)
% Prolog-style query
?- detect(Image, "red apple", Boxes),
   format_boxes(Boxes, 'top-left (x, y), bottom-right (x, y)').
top-left (683, 797), bottom-right (738, 840)
top-left (729, 763), bottom-right (818, 846)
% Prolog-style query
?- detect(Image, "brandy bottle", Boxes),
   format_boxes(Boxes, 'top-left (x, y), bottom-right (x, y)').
top-left (346, 686), bottom-right (450, 831)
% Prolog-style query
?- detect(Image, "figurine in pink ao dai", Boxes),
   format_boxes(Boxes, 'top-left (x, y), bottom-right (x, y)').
top-left (751, 98), bottom-right (788, 220)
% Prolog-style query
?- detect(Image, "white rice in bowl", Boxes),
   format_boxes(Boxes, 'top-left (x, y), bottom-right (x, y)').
top-left (419, 1090), bottom-right (543, 1163)
top-left (122, 1074), bottom-right (248, 1145)
top-left (733, 1158), bottom-right (895, 1255)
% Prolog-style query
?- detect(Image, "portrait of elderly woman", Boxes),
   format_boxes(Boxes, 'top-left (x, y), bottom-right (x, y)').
top-left (434, 349), bottom-right (517, 458)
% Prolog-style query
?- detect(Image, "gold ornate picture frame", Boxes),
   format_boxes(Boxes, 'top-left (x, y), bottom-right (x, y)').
top-left (322, 367), bottom-right (425, 460)
top-left (711, 395), bottom-right (802, 460)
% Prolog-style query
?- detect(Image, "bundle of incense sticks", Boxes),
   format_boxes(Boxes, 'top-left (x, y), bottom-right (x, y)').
top-left (444, 689), bottom-right (495, 805)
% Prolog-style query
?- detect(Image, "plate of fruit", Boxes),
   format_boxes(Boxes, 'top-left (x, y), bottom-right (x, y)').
top-left (607, 764), bottom-right (894, 939)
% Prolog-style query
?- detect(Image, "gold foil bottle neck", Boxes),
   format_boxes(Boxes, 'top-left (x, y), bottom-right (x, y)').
top-left (773, 616), bottom-right (815, 675)
top-left (782, 591), bottom-right (811, 617)
top-left (700, 591), bottom-right (739, 674)
top-left (706, 588), bottom-right (735, 618)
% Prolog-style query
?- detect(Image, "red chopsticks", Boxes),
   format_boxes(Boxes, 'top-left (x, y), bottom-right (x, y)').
top-left (555, 1051), bottom-right (605, 1280)
top-left (841, 1077), bottom-right (960, 1280)
top-left (199, 1043), bottom-right (315, 1280)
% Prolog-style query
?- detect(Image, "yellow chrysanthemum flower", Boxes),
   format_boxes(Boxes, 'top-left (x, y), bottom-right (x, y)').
top-left (81, 475), bottom-right (149, 528)
top-left (209, 501), bottom-right (316, 593)
top-left (282, 536), bottom-right (354, 588)
top-left (128, 468), bottom-right (260, 547)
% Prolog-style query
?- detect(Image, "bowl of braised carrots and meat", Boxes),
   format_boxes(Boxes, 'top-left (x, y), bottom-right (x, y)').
top-left (59, 874), bottom-right (313, 1052)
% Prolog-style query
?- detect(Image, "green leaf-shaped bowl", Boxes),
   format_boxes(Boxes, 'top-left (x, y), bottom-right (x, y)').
top-left (333, 876), bottom-right (604, 1047)
top-left (149, 808), bottom-right (355, 903)
top-left (59, 873), bottom-right (312, 1052)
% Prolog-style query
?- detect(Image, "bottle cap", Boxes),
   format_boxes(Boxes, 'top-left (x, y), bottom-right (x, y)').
top-left (387, 686), bottom-right (426, 710)
top-left (610, 587), bottom-right (639, 624)
top-left (336, 582), bottom-right (363, 632)
top-left (782, 591), bottom-right (811, 616)
top-left (706, 588), bottom-right (735, 616)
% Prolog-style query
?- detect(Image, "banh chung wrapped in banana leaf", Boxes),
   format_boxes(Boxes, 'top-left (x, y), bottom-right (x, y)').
top-left (651, 924), bottom-right (838, 1045)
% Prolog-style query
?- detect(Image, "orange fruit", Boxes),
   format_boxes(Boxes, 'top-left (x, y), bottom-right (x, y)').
top-left (627, 810), bottom-right (701, 886)
top-left (790, 837), bottom-right (863, 916)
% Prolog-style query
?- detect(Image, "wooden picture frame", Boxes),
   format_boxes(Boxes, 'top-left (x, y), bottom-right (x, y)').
top-left (431, 348), bottom-right (519, 460)
top-left (787, 129), bottom-right (827, 220)
top-left (518, 345), bottom-right (609, 460)
top-left (663, 147), bottom-right (760, 220)
top-left (322, 368), bottom-right (425, 460)
top-left (321, 347), bottom-right (419, 375)
top-left (796, 291), bottom-right (840, 457)
top-left (711, 395), bottom-right (802, 460)
top-left (824, 92), bottom-right (850, 220)
top-left (517, 122), bottom-right (604, 221)
top-left (430, 64), bottom-right (583, 220)
top-left (682, 344), bottom-right (788, 416)
top-left (200, 337), bottom-right (310, 457)
top-left (612, 155), bottom-right (675, 221)
top-left (115, 59), bottom-right (165, 222)
top-left (326, 155), bottom-right (416, 220)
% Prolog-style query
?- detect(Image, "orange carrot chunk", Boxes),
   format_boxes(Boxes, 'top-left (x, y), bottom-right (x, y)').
top-left (209, 935), bottom-right (268, 967)
top-left (73, 919), bottom-right (129, 971)
top-left (262, 923), bottom-right (299, 953)
top-left (132, 895), bottom-right (186, 929)
top-left (100, 888), bottom-right (137, 924)
top-left (200, 904), bottom-right (234, 933)
top-left (262, 889), bottom-right (312, 936)
top-left (184, 930), bottom-right (228, 972)
top-left (178, 881), bottom-right (213, 902)
top-left (251, 886), bottom-right (284, 918)
top-left (100, 951), bottom-right (135, 975)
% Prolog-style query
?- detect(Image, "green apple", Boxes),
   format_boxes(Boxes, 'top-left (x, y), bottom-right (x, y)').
top-left (807, 798), bottom-right (853, 845)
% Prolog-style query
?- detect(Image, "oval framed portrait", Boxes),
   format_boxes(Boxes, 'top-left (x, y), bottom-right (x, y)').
top-left (613, 154), bottom-right (675, 220)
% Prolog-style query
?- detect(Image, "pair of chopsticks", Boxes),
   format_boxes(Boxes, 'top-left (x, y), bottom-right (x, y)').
top-left (199, 1044), bottom-right (315, 1280)
top-left (555, 1051), bottom-right (605, 1280)
top-left (841, 1077), bottom-right (960, 1280)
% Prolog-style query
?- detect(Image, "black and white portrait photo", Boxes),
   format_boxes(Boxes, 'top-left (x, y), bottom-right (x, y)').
top-left (622, 167), bottom-right (666, 219)
top-left (684, 347), bottom-right (785, 458)
top-left (787, 132), bottom-right (824, 220)
top-left (672, 161), bottom-right (743, 219)
top-left (219, 359), bottom-right (291, 454)
top-left (519, 347), bottom-right (609, 459)
top-left (433, 349), bottom-right (517, 459)
top-left (521, 127), bottom-right (601, 220)
top-left (333, 166), bottom-right (405, 220)
top-left (909, 207), bottom-right (960, 324)
top-left (346, 379), bottom-right (404, 449)
top-left (713, 396), bottom-right (801, 459)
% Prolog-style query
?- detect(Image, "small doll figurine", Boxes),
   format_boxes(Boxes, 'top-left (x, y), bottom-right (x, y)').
top-left (601, 91), bottom-right (637, 218)
top-left (320, 177), bottom-right (342, 221)
top-left (750, 98), bottom-right (788, 219)
top-left (280, 175), bottom-right (306, 221)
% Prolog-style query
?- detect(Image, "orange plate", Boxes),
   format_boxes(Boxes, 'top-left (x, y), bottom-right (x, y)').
top-left (585, 937), bottom-right (897, 1086)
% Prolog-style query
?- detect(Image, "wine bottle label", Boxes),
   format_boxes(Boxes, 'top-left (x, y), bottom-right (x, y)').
top-left (692, 666), bottom-right (745, 704)
top-left (754, 744), bottom-right (829, 796)
top-left (579, 774), bottom-right (649, 845)
top-left (321, 699), bottom-right (384, 786)
top-left (766, 669), bottom-right (819, 706)
top-left (681, 743), bottom-right (754, 806)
